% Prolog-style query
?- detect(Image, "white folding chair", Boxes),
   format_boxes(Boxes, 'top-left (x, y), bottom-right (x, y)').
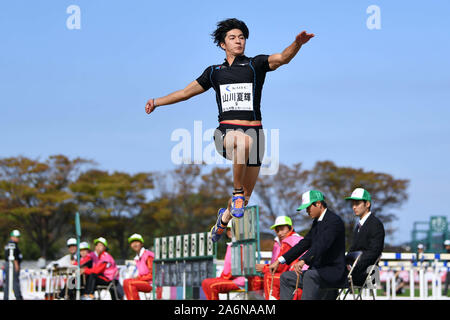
top-left (356, 255), bottom-right (381, 300)
top-left (337, 251), bottom-right (363, 300)
top-left (96, 270), bottom-right (120, 300)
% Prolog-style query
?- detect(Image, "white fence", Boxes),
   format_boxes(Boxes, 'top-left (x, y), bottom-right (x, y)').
top-left (1, 252), bottom-right (449, 300)
top-left (378, 252), bottom-right (450, 300)
top-left (0, 262), bottom-right (139, 300)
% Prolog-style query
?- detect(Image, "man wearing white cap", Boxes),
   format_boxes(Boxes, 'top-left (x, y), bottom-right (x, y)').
top-left (46, 237), bottom-right (78, 269)
top-left (444, 240), bottom-right (450, 251)
top-left (269, 190), bottom-right (347, 300)
top-left (345, 188), bottom-right (385, 286)
top-left (78, 241), bottom-right (93, 268)
top-left (3, 230), bottom-right (23, 300)
top-left (417, 243), bottom-right (425, 261)
top-left (58, 241), bottom-right (93, 299)
top-left (411, 243), bottom-right (426, 268)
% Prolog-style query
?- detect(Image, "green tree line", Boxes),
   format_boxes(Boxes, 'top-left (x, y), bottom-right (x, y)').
top-left (0, 155), bottom-right (409, 261)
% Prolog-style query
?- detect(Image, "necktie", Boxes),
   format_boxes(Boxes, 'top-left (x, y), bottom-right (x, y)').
top-left (357, 223), bottom-right (362, 233)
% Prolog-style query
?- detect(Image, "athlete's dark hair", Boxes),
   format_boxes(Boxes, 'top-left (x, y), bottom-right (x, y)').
top-left (313, 201), bottom-right (328, 209)
top-left (364, 200), bottom-right (372, 211)
top-left (211, 18), bottom-right (249, 48)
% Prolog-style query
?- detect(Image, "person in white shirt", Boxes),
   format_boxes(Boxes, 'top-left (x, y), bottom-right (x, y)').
top-left (345, 188), bottom-right (385, 286)
top-left (46, 238), bottom-right (78, 269)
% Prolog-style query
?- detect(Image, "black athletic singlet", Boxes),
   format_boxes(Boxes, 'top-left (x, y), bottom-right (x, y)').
top-left (196, 54), bottom-right (273, 122)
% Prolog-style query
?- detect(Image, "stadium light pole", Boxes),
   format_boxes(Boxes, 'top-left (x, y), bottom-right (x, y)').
top-left (75, 212), bottom-right (82, 300)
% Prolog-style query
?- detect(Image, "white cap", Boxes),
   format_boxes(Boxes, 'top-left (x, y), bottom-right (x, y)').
top-left (417, 243), bottom-right (424, 249)
top-left (444, 240), bottom-right (450, 246)
top-left (67, 238), bottom-right (77, 247)
top-left (79, 241), bottom-right (90, 250)
top-left (10, 230), bottom-right (21, 237)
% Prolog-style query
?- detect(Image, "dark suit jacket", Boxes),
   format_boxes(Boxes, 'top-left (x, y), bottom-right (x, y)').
top-left (348, 213), bottom-right (385, 286)
top-left (282, 209), bottom-right (347, 286)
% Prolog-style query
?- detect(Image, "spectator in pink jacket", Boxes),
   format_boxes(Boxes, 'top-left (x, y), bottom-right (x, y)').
top-left (202, 225), bottom-right (246, 299)
top-left (81, 237), bottom-right (120, 300)
top-left (123, 234), bottom-right (155, 300)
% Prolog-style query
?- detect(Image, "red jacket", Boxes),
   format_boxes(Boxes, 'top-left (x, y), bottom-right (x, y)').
top-left (73, 254), bottom-right (92, 268)
top-left (262, 230), bottom-right (303, 274)
top-left (84, 251), bottom-right (108, 276)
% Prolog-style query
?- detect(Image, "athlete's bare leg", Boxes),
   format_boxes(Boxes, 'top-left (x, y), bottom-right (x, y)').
top-left (242, 165), bottom-right (261, 204)
top-left (219, 131), bottom-right (261, 224)
top-left (221, 165), bottom-right (261, 225)
top-left (224, 130), bottom-right (252, 187)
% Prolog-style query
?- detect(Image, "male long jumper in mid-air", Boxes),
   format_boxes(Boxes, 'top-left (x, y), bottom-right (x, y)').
top-left (145, 18), bottom-right (314, 242)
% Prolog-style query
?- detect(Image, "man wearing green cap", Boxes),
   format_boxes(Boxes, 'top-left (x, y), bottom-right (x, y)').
top-left (123, 234), bottom-right (155, 300)
top-left (255, 216), bottom-right (306, 300)
top-left (345, 188), bottom-right (385, 286)
top-left (81, 237), bottom-right (121, 300)
top-left (3, 230), bottom-right (23, 300)
top-left (269, 190), bottom-right (347, 300)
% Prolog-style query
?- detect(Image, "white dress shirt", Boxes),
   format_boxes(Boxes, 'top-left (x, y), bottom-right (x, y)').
top-left (358, 211), bottom-right (372, 229)
top-left (278, 209), bottom-right (328, 264)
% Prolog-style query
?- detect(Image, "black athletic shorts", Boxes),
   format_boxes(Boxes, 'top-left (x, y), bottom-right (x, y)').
top-left (213, 122), bottom-right (265, 167)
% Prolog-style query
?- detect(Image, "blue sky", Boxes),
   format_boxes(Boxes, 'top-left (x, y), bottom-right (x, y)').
top-left (1, 1), bottom-right (449, 245)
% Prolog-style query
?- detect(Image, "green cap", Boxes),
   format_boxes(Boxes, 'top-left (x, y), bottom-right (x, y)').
top-left (345, 188), bottom-right (371, 202)
top-left (10, 230), bottom-right (21, 237)
top-left (94, 237), bottom-right (108, 248)
top-left (128, 233), bottom-right (144, 244)
top-left (270, 216), bottom-right (293, 229)
top-left (79, 241), bottom-right (90, 250)
top-left (297, 190), bottom-right (324, 211)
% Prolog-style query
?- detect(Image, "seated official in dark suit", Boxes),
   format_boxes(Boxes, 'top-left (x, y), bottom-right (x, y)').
top-left (269, 190), bottom-right (347, 300)
top-left (345, 188), bottom-right (385, 286)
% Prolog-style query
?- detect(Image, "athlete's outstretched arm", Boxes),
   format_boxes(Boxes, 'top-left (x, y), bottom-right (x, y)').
top-left (268, 31), bottom-right (315, 71)
top-left (145, 80), bottom-right (205, 115)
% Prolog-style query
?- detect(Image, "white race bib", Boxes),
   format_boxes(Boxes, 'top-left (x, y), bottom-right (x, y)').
top-left (219, 83), bottom-right (253, 112)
